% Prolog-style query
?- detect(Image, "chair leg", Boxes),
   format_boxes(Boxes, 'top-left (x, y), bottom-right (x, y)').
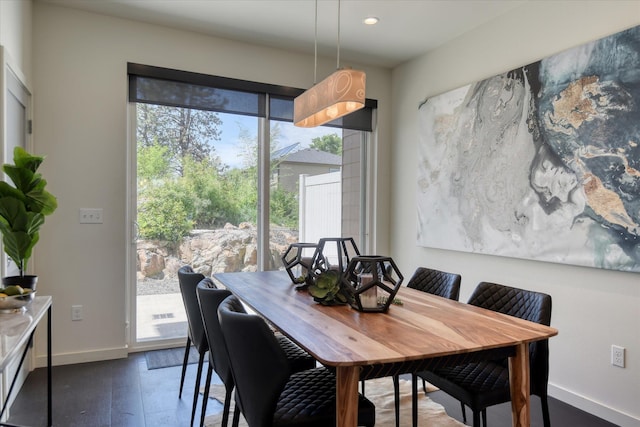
top-left (460, 402), bottom-right (467, 424)
top-left (361, 379), bottom-right (366, 395)
top-left (472, 409), bottom-right (481, 427)
top-left (541, 395), bottom-right (551, 427)
top-left (222, 385), bottom-right (233, 427)
top-left (481, 409), bottom-right (487, 427)
top-left (231, 402), bottom-right (241, 427)
top-left (190, 351), bottom-right (206, 427)
top-left (179, 337), bottom-right (192, 398)
top-left (199, 366), bottom-right (213, 427)
top-left (411, 373), bottom-right (418, 427)
top-left (392, 375), bottom-right (400, 427)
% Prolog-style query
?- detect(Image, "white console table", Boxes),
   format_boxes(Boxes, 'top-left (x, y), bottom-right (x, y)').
top-left (0, 296), bottom-right (52, 427)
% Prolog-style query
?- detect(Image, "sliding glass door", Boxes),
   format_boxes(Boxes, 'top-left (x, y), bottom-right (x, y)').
top-left (133, 106), bottom-right (260, 345)
top-left (127, 64), bottom-right (374, 349)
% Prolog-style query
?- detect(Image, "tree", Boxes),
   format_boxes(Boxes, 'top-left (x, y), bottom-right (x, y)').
top-left (237, 121), bottom-right (283, 168)
top-left (135, 104), bottom-right (299, 236)
top-left (137, 104), bottom-right (223, 176)
top-left (309, 133), bottom-right (342, 155)
top-left (137, 144), bottom-right (171, 180)
top-left (181, 156), bottom-right (239, 228)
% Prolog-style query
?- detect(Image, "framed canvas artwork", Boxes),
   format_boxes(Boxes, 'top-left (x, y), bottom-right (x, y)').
top-left (417, 25), bottom-right (640, 272)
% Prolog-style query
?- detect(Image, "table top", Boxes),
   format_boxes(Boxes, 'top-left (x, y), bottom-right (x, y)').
top-left (0, 295), bottom-right (52, 371)
top-left (214, 271), bottom-right (558, 367)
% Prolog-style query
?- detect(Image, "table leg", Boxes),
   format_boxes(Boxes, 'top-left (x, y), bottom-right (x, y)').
top-left (336, 366), bottom-right (360, 427)
top-left (47, 305), bottom-right (52, 427)
top-left (508, 342), bottom-right (531, 427)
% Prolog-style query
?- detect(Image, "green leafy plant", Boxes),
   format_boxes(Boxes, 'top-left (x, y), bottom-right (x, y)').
top-left (137, 181), bottom-right (192, 243)
top-left (308, 270), bottom-right (353, 306)
top-left (0, 147), bottom-right (58, 276)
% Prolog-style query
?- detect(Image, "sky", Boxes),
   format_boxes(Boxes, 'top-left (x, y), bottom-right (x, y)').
top-left (214, 112), bottom-right (337, 169)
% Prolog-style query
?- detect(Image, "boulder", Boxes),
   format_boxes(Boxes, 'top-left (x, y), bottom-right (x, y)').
top-left (137, 223), bottom-right (298, 280)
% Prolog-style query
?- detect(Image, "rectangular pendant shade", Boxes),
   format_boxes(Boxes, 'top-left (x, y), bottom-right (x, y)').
top-left (294, 68), bottom-right (366, 128)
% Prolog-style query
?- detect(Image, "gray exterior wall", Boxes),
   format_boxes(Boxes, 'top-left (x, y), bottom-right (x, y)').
top-left (342, 130), bottom-right (363, 248)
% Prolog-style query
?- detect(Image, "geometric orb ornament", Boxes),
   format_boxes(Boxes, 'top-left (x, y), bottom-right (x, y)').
top-left (342, 255), bottom-right (403, 313)
top-left (309, 237), bottom-right (361, 277)
top-left (281, 242), bottom-right (318, 288)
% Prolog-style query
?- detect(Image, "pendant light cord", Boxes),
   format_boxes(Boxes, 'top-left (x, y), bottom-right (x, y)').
top-left (314, 0), bottom-right (318, 84)
top-left (313, 0), bottom-right (341, 82)
top-left (336, 0), bottom-right (341, 69)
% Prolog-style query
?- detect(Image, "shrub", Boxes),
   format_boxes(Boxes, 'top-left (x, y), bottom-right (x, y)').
top-left (138, 182), bottom-right (192, 242)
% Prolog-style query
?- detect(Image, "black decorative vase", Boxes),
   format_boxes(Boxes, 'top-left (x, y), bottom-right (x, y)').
top-left (2, 275), bottom-right (38, 291)
top-left (310, 237), bottom-right (361, 275)
top-left (282, 243), bottom-right (318, 288)
top-left (342, 256), bottom-right (403, 313)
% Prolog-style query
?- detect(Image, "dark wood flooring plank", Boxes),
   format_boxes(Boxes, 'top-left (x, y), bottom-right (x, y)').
top-left (7, 352), bottom-right (620, 427)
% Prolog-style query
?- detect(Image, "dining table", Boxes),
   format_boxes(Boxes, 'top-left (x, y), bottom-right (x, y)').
top-left (213, 270), bottom-right (558, 427)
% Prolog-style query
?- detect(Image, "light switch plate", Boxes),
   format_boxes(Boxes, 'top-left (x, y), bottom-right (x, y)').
top-left (79, 208), bottom-right (103, 224)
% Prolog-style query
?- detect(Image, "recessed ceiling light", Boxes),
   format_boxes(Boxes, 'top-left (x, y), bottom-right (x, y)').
top-left (363, 17), bottom-right (379, 25)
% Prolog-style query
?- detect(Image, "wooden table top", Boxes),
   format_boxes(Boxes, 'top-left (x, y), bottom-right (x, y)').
top-left (213, 271), bottom-right (558, 367)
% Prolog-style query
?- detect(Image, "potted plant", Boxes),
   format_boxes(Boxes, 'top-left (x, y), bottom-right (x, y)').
top-left (308, 269), bottom-right (353, 306)
top-left (0, 147), bottom-right (58, 290)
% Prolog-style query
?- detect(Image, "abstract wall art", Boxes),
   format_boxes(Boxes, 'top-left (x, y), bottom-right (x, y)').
top-left (417, 25), bottom-right (640, 272)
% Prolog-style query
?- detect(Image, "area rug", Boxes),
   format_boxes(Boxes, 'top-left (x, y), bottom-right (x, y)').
top-left (203, 377), bottom-right (467, 426)
top-left (145, 346), bottom-right (200, 370)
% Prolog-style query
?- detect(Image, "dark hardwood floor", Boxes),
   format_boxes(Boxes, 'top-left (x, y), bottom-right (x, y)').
top-left (7, 350), bottom-right (618, 427)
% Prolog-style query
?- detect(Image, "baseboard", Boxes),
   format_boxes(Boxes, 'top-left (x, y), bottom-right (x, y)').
top-left (549, 383), bottom-right (640, 427)
top-left (34, 346), bottom-right (129, 368)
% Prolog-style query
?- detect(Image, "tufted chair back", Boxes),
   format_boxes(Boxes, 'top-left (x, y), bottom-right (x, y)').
top-left (178, 265), bottom-right (208, 353)
top-left (197, 279), bottom-right (234, 386)
top-left (407, 267), bottom-right (461, 300)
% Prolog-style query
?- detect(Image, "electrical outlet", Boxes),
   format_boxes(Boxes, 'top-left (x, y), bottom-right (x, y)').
top-left (611, 345), bottom-right (625, 368)
top-left (71, 305), bottom-right (83, 321)
top-left (79, 208), bottom-right (103, 224)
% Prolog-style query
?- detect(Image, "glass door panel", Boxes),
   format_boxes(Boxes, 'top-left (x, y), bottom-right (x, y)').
top-left (268, 121), bottom-right (366, 271)
top-left (134, 105), bottom-right (258, 344)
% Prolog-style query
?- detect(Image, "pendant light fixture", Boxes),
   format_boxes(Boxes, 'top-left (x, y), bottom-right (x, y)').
top-left (294, 0), bottom-right (366, 128)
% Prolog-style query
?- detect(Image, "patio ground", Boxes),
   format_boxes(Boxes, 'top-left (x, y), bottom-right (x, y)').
top-left (136, 293), bottom-right (187, 342)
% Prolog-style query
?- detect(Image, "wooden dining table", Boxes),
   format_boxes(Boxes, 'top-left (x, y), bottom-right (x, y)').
top-left (213, 270), bottom-right (558, 427)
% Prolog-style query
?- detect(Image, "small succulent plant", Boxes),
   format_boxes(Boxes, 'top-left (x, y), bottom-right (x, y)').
top-left (308, 270), bottom-right (352, 306)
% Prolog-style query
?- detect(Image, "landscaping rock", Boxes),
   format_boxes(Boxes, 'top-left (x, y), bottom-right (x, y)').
top-left (137, 223), bottom-right (298, 286)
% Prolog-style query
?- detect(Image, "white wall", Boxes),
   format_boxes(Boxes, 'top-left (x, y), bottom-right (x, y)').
top-left (391, 2), bottom-right (640, 426)
top-left (0, 0), bottom-right (33, 415)
top-left (30, 3), bottom-right (392, 363)
top-left (0, 0), bottom-right (32, 85)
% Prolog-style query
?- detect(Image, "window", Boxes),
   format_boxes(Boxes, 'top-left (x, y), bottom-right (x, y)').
top-left (128, 63), bottom-right (376, 343)
top-left (128, 63), bottom-right (376, 265)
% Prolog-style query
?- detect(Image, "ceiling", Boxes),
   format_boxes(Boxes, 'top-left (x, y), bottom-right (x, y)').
top-left (39, 0), bottom-right (526, 68)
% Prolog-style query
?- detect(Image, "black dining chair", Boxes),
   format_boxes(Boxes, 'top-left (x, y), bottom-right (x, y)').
top-left (177, 265), bottom-right (209, 427)
top-left (218, 294), bottom-right (376, 427)
top-left (406, 266), bottom-right (461, 301)
top-left (358, 266), bottom-right (462, 427)
top-left (406, 267), bottom-right (462, 427)
top-left (196, 279), bottom-right (316, 427)
top-left (415, 281), bottom-right (552, 427)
